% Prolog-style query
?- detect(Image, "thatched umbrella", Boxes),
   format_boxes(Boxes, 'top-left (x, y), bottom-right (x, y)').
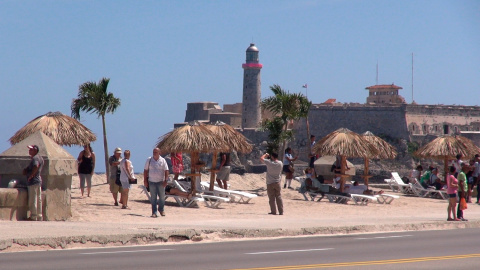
top-left (361, 131), bottom-right (397, 187)
top-left (312, 128), bottom-right (379, 192)
top-left (414, 135), bottom-right (480, 181)
top-left (205, 121), bottom-right (253, 190)
top-left (156, 121), bottom-right (228, 194)
top-left (9, 111), bottom-right (96, 146)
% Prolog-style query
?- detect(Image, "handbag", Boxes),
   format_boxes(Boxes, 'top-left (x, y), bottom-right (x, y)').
top-left (460, 197), bottom-right (468, 210)
top-left (129, 178), bottom-right (138, 184)
top-left (115, 169), bottom-right (121, 186)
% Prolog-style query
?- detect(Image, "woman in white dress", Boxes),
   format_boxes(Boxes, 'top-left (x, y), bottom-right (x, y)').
top-left (120, 150), bottom-right (136, 209)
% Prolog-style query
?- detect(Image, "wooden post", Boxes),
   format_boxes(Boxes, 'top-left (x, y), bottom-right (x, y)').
top-left (364, 158), bottom-right (369, 187)
top-left (340, 155), bottom-right (346, 192)
top-left (444, 156), bottom-right (449, 182)
top-left (209, 151), bottom-right (218, 191)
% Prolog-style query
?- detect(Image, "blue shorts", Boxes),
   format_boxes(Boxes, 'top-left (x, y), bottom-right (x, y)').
top-left (448, 193), bottom-right (457, 198)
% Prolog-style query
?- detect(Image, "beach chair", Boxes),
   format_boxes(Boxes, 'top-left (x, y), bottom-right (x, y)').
top-left (350, 194), bottom-right (377, 205)
top-left (410, 179), bottom-right (448, 200)
top-left (176, 180), bottom-right (230, 208)
top-left (384, 172), bottom-right (413, 194)
top-left (374, 193), bottom-right (400, 204)
top-left (199, 181), bottom-right (258, 204)
top-left (325, 193), bottom-right (351, 204)
top-left (138, 184), bottom-right (204, 208)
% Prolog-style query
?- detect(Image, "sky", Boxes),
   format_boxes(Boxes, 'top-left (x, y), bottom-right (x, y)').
top-left (1, 0), bottom-right (479, 172)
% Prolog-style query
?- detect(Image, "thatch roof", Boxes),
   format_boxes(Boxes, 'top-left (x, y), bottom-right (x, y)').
top-left (362, 131), bottom-right (397, 159)
top-left (205, 121), bottom-right (253, 153)
top-left (9, 111), bottom-right (96, 147)
top-left (313, 128), bottom-right (379, 158)
top-left (156, 121), bottom-right (228, 153)
top-left (414, 135), bottom-right (479, 160)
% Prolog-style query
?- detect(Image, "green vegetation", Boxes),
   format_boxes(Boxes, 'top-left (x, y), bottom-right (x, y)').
top-left (71, 77), bottom-right (121, 179)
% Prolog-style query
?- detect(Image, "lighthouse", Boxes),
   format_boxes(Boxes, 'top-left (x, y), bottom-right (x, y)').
top-left (242, 43), bottom-right (263, 130)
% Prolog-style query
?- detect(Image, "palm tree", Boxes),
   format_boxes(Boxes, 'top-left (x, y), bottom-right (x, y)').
top-left (260, 84), bottom-right (310, 160)
top-left (71, 78), bottom-right (121, 181)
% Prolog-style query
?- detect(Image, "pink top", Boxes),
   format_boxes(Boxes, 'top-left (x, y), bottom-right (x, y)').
top-left (446, 174), bottom-right (458, 195)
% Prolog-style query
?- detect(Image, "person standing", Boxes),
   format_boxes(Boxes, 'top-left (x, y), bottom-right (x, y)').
top-left (108, 147), bottom-right (123, 206)
top-left (23, 145), bottom-right (44, 221)
top-left (119, 150), bottom-right (135, 209)
top-left (446, 166), bottom-right (459, 221)
top-left (308, 135), bottom-right (318, 179)
top-left (144, 148), bottom-right (169, 218)
top-left (457, 163), bottom-right (468, 221)
top-left (473, 154), bottom-right (480, 204)
top-left (77, 144), bottom-right (95, 198)
top-left (216, 152), bottom-right (231, 190)
top-left (170, 152), bottom-right (184, 180)
top-left (260, 152), bottom-right (284, 215)
top-left (282, 147), bottom-right (297, 189)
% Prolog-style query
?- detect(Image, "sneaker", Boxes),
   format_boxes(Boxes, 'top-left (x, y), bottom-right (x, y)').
top-left (151, 213), bottom-right (158, 218)
top-left (160, 211), bottom-right (165, 216)
top-left (268, 212), bottom-right (276, 215)
top-left (460, 218), bottom-right (468, 221)
top-left (114, 202), bottom-right (119, 206)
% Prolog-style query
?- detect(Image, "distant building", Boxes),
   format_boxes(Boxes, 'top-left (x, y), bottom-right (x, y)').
top-left (175, 43), bottom-right (480, 165)
top-left (366, 84), bottom-right (405, 104)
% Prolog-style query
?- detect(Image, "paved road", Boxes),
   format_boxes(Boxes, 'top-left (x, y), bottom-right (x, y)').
top-left (1, 229), bottom-right (478, 270)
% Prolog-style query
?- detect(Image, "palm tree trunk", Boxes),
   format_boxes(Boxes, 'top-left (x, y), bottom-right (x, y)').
top-left (280, 121), bottom-right (289, 162)
top-left (102, 114), bottom-right (109, 183)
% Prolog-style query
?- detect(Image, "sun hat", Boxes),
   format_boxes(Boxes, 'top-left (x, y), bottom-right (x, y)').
top-left (27, 145), bottom-right (39, 152)
top-left (114, 147), bottom-right (122, 153)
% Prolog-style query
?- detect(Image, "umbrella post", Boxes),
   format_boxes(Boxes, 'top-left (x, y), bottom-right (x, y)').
top-left (444, 156), bottom-right (449, 183)
top-left (209, 151), bottom-right (218, 191)
top-left (364, 158), bottom-right (369, 187)
top-left (340, 156), bottom-right (346, 192)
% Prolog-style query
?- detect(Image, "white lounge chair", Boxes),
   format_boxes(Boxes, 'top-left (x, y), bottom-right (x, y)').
top-left (199, 181), bottom-right (258, 204)
top-left (176, 180), bottom-right (230, 208)
top-left (325, 194), bottom-right (351, 204)
top-left (410, 179), bottom-right (448, 200)
top-left (384, 172), bottom-right (413, 194)
top-left (138, 184), bottom-right (204, 208)
top-left (374, 193), bottom-right (400, 204)
top-left (350, 194), bottom-right (377, 205)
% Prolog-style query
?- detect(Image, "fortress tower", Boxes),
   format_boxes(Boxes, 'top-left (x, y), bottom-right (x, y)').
top-left (242, 43), bottom-right (263, 130)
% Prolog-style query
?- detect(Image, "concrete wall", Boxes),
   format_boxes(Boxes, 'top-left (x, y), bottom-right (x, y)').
top-left (223, 103), bottom-right (242, 114)
top-left (405, 105), bottom-right (480, 136)
top-left (184, 102), bottom-right (222, 122)
top-left (210, 113), bottom-right (242, 129)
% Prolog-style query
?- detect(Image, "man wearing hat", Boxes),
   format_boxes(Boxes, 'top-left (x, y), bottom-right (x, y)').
top-left (108, 147), bottom-right (123, 206)
top-left (23, 145), bottom-right (44, 221)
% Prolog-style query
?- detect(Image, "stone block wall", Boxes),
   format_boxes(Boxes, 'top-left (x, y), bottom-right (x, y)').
top-left (0, 188), bottom-right (28, 221)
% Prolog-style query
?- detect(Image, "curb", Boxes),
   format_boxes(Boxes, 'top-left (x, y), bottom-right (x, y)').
top-left (1, 220), bottom-right (479, 252)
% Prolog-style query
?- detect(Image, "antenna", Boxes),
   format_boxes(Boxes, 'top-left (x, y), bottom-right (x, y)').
top-left (411, 53), bottom-right (414, 103)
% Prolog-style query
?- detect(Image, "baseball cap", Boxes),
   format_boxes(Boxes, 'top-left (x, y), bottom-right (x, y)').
top-left (114, 147), bottom-right (122, 153)
top-left (27, 145), bottom-right (39, 152)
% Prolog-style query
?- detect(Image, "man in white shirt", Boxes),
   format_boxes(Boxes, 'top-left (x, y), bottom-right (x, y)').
top-left (144, 148), bottom-right (169, 218)
top-left (260, 152), bottom-right (284, 215)
top-left (474, 154), bottom-right (480, 204)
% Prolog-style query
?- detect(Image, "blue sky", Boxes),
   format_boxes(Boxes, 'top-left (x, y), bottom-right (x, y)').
top-left (1, 0), bottom-right (479, 172)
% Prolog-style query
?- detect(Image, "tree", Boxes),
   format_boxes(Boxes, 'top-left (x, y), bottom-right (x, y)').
top-left (71, 78), bottom-right (121, 181)
top-left (260, 84), bottom-right (311, 160)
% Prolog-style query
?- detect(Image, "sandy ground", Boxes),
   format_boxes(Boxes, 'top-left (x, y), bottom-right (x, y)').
top-left (70, 172), bottom-right (480, 228)
top-left (1, 172), bottom-right (479, 252)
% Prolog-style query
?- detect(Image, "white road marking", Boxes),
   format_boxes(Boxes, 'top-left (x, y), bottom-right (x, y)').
top-left (80, 248), bottom-right (174, 255)
top-left (246, 248), bottom-right (334, 255)
top-left (356, 235), bottom-right (413, 240)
